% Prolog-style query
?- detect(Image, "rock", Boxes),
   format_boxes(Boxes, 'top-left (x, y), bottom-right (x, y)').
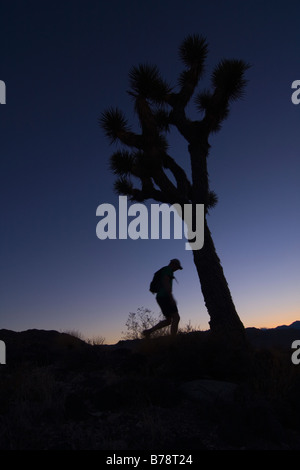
top-left (181, 379), bottom-right (237, 403)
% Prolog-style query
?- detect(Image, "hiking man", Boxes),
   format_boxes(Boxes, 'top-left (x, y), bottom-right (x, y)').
top-left (143, 259), bottom-right (183, 338)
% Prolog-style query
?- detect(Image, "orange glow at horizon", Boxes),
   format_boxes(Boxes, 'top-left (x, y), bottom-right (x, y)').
top-left (83, 308), bottom-right (300, 345)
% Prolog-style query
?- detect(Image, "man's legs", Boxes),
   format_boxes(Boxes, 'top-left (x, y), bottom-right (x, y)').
top-left (142, 317), bottom-right (171, 337)
top-left (170, 311), bottom-right (180, 336)
top-left (143, 296), bottom-right (180, 338)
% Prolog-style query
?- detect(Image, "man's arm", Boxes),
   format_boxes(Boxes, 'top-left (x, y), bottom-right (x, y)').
top-left (161, 275), bottom-right (176, 304)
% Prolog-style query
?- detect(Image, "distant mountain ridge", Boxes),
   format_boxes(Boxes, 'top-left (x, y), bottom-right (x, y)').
top-left (275, 321), bottom-right (300, 330)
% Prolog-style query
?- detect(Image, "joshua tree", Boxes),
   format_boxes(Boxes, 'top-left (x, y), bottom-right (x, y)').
top-left (100, 34), bottom-right (249, 345)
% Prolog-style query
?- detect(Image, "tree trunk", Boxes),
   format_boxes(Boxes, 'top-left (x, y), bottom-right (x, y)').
top-left (187, 139), bottom-right (246, 347)
top-left (193, 218), bottom-right (246, 346)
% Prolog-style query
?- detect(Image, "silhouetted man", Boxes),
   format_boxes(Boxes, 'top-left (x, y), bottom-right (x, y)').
top-left (143, 259), bottom-right (182, 338)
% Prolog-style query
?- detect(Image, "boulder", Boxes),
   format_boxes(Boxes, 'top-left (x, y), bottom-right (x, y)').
top-left (181, 379), bottom-right (237, 403)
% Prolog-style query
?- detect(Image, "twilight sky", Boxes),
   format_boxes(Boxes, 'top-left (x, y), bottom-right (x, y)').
top-left (1, 0), bottom-right (299, 344)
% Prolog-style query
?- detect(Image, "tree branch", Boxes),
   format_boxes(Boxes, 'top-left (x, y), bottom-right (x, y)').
top-left (117, 129), bottom-right (144, 149)
top-left (163, 153), bottom-right (192, 201)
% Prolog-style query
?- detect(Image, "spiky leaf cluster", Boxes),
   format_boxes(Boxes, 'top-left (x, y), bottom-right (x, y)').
top-left (128, 64), bottom-right (172, 103)
top-left (179, 34), bottom-right (208, 69)
top-left (100, 34), bottom-right (249, 212)
top-left (212, 59), bottom-right (250, 102)
top-left (114, 177), bottom-right (133, 197)
top-left (110, 150), bottom-right (136, 176)
top-left (99, 108), bottom-right (129, 144)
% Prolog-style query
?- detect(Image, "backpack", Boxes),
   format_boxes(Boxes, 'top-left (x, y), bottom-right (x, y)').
top-left (149, 268), bottom-right (164, 294)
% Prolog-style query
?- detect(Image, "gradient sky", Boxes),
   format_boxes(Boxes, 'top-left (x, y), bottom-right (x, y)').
top-left (1, 0), bottom-right (299, 344)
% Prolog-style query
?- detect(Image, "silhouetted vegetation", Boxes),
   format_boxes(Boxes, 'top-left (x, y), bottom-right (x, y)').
top-left (1, 326), bottom-right (300, 449)
top-left (121, 306), bottom-right (199, 340)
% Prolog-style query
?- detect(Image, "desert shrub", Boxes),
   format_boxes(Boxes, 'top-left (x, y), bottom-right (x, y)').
top-left (63, 329), bottom-right (106, 346)
top-left (85, 335), bottom-right (106, 345)
top-left (62, 329), bottom-right (85, 340)
top-left (122, 307), bottom-right (200, 340)
top-left (121, 307), bottom-right (166, 340)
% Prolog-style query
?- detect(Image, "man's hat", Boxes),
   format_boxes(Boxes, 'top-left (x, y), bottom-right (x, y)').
top-left (170, 258), bottom-right (183, 270)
